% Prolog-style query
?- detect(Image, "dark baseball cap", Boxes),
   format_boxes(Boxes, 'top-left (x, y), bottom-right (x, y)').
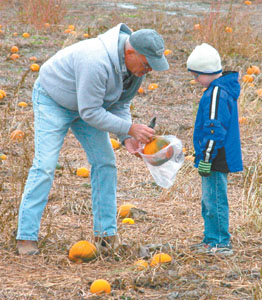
top-left (129, 29), bottom-right (169, 71)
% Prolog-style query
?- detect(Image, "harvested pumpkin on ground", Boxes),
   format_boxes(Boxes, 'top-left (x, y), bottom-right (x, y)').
top-left (76, 167), bottom-right (89, 178)
top-left (68, 240), bottom-right (97, 263)
top-left (242, 74), bottom-right (254, 83)
top-left (134, 259), bottom-right (148, 270)
top-left (122, 217), bottom-right (135, 224)
top-left (30, 63), bottom-right (40, 72)
top-left (90, 279), bottom-right (111, 295)
top-left (118, 203), bottom-right (136, 218)
top-left (110, 138), bottom-right (120, 149)
top-left (247, 65), bottom-right (260, 75)
top-left (10, 129), bottom-right (24, 141)
top-left (150, 253), bottom-right (172, 266)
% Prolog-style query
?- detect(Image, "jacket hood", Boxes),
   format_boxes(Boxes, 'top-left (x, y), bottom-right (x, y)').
top-left (210, 71), bottom-right (240, 100)
top-left (97, 23), bottom-right (132, 73)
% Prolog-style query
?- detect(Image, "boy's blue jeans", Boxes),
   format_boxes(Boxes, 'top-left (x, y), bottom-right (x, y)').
top-left (16, 81), bottom-right (117, 241)
top-left (201, 171), bottom-right (230, 247)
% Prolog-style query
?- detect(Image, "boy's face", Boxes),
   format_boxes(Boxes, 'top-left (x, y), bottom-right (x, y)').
top-left (191, 72), bottom-right (217, 88)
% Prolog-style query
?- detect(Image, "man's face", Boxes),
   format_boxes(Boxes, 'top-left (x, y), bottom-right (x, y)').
top-left (125, 51), bottom-right (152, 77)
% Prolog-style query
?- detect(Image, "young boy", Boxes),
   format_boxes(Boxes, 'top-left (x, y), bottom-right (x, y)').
top-left (187, 43), bottom-right (243, 256)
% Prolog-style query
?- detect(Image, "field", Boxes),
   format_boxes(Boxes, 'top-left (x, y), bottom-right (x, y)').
top-left (1, 0), bottom-right (262, 299)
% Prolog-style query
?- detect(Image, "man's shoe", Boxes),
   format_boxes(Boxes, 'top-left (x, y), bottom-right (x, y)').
top-left (17, 240), bottom-right (39, 255)
top-left (94, 235), bottom-right (123, 256)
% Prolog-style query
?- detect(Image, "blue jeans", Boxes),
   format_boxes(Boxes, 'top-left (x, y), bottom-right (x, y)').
top-left (201, 171), bottom-right (230, 247)
top-left (16, 81), bottom-right (117, 241)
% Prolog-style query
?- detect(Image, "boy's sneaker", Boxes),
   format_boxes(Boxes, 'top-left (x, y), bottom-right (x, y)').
top-left (190, 242), bottom-right (233, 256)
top-left (208, 245), bottom-right (233, 257)
top-left (190, 242), bottom-right (211, 254)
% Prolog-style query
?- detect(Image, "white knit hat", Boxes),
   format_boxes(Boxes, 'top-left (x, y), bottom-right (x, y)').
top-left (187, 43), bottom-right (222, 74)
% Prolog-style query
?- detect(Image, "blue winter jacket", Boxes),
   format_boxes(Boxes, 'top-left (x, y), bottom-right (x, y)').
top-left (193, 71), bottom-right (243, 173)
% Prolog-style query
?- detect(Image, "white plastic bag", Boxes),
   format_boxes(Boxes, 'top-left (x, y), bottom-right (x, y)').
top-left (139, 135), bottom-right (184, 188)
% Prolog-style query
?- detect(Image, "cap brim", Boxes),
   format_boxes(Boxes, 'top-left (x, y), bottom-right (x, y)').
top-left (147, 55), bottom-right (169, 71)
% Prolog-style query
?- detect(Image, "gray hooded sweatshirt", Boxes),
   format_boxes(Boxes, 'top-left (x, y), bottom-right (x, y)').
top-left (38, 23), bottom-right (143, 142)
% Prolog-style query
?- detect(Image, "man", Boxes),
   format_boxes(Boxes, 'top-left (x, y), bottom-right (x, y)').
top-left (16, 23), bottom-right (169, 255)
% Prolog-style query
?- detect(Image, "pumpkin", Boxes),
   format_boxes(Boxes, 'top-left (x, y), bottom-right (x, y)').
top-left (239, 116), bottom-right (248, 124)
top-left (68, 24), bottom-right (75, 30)
top-left (164, 49), bottom-right (172, 56)
top-left (118, 204), bottom-right (136, 218)
top-left (143, 137), bottom-right (170, 155)
top-left (242, 74), bottom-right (254, 83)
top-left (148, 83), bottom-right (158, 90)
top-left (134, 259), bottom-right (148, 270)
top-left (256, 89), bottom-right (262, 97)
top-left (10, 53), bottom-right (19, 60)
top-left (64, 28), bottom-right (72, 33)
top-left (90, 279), bottom-right (111, 295)
top-left (18, 101), bottom-right (28, 107)
top-left (137, 87), bottom-right (144, 94)
top-left (194, 23), bottom-right (201, 30)
top-left (22, 32), bottom-right (30, 38)
top-left (76, 167), bottom-right (89, 178)
top-left (29, 56), bottom-right (37, 61)
top-left (0, 89), bottom-right (6, 99)
top-left (83, 33), bottom-right (89, 38)
top-left (0, 153), bottom-right (7, 160)
top-left (10, 46), bottom-right (19, 53)
top-left (143, 137), bottom-right (174, 166)
top-left (150, 253), bottom-right (172, 266)
top-left (190, 79), bottom-right (197, 85)
top-left (30, 63), bottom-right (40, 72)
top-left (247, 65), bottom-right (260, 75)
top-left (244, 0), bottom-right (252, 4)
top-left (110, 138), bottom-right (120, 150)
top-left (225, 26), bottom-right (233, 33)
top-left (122, 217), bottom-right (135, 224)
top-left (44, 23), bottom-right (51, 28)
top-left (10, 129), bottom-right (24, 141)
top-left (68, 240), bottom-right (97, 263)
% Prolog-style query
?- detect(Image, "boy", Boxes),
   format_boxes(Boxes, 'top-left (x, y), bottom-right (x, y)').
top-left (187, 43), bottom-right (243, 256)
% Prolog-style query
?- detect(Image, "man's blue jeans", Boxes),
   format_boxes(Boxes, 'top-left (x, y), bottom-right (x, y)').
top-left (201, 171), bottom-right (230, 247)
top-left (16, 81), bottom-right (117, 241)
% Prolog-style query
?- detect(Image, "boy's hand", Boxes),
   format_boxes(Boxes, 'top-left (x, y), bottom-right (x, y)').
top-left (198, 160), bottom-right (212, 177)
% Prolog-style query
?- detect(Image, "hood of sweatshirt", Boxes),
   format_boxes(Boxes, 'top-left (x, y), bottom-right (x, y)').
top-left (210, 71), bottom-right (240, 100)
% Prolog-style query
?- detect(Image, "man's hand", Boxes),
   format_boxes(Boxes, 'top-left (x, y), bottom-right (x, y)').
top-left (198, 160), bottom-right (212, 177)
top-left (128, 123), bottom-right (155, 144)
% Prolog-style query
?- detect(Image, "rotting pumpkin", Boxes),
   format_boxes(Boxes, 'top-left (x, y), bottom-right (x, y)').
top-left (68, 240), bottom-right (97, 263)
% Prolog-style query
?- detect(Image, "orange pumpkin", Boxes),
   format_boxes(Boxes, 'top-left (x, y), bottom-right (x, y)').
top-left (22, 32), bottom-right (30, 38)
top-left (143, 137), bottom-right (174, 166)
top-left (110, 138), bottom-right (120, 149)
top-left (10, 46), bottom-right (19, 53)
top-left (76, 167), bottom-right (89, 178)
top-left (242, 74), bottom-right (254, 83)
top-left (118, 204), bottom-right (136, 218)
top-left (150, 253), bottom-right (172, 266)
top-left (68, 240), bottom-right (97, 263)
top-left (30, 63), bottom-right (40, 72)
top-left (90, 279), bottom-right (111, 295)
top-left (256, 89), bottom-right (262, 97)
top-left (10, 129), bottom-right (24, 141)
top-left (164, 49), bottom-right (172, 56)
top-left (143, 137), bottom-right (170, 155)
top-left (247, 65), bottom-right (260, 75)
top-left (134, 259), bottom-right (148, 270)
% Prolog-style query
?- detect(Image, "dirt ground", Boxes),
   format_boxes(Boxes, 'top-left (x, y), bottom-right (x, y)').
top-left (0, 0), bottom-right (262, 299)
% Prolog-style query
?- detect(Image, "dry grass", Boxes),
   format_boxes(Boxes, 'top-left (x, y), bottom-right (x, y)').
top-left (0, 0), bottom-right (262, 299)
